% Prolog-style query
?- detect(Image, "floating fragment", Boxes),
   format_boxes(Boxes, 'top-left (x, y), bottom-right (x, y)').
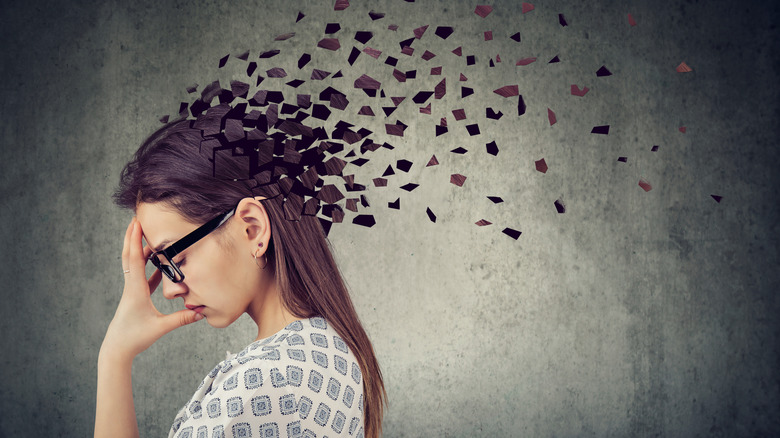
top-left (450, 174), bottom-right (466, 187)
top-left (363, 47), bottom-right (382, 58)
top-left (591, 125), bottom-right (610, 134)
top-left (475, 5), bottom-right (493, 17)
top-left (486, 141), bottom-right (499, 156)
top-left (554, 199), bottom-right (565, 213)
top-left (571, 84), bottom-right (589, 96)
top-left (426, 155), bottom-right (439, 166)
top-left (711, 195), bottom-right (722, 203)
top-left (494, 85), bottom-right (519, 97)
top-left (628, 13), bottom-right (637, 26)
top-left (355, 31), bottom-right (373, 44)
top-left (516, 57), bottom-right (537, 66)
top-left (638, 179), bottom-right (652, 192)
top-left (487, 196), bottom-right (503, 204)
top-left (547, 108), bottom-right (557, 125)
top-left (535, 158), bottom-right (548, 173)
top-left (596, 65), bottom-right (612, 77)
top-left (475, 219), bottom-right (492, 226)
top-left (275, 32), bottom-right (295, 41)
top-left (502, 228), bottom-right (522, 239)
top-left (676, 62), bottom-right (692, 73)
top-left (426, 207), bottom-right (437, 223)
top-left (317, 38), bottom-right (341, 50)
top-left (435, 26), bottom-right (454, 39)
top-left (414, 25), bottom-right (429, 39)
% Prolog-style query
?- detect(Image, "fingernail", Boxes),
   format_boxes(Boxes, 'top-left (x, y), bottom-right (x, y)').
top-left (194, 313), bottom-right (203, 321)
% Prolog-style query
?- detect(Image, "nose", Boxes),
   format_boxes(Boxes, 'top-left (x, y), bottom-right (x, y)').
top-left (161, 275), bottom-right (189, 300)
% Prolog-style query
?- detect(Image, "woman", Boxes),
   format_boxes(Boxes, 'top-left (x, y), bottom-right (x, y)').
top-left (95, 119), bottom-right (386, 438)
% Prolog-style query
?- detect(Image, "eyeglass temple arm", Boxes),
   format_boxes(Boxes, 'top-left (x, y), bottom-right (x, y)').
top-left (162, 209), bottom-right (236, 258)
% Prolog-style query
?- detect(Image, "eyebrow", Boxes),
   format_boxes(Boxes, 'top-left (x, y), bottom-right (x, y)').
top-left (151, 238), bottom-right (174, 253)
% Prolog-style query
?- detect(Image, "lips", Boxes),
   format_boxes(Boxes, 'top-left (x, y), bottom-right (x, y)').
top-left (185, 304), bottom-right (206, 313)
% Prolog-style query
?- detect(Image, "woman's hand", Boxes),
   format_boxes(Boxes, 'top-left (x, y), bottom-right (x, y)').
top-left (99, 217), bottom-right (202, 363)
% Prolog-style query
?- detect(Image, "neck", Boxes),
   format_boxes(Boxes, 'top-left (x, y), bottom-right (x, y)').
top-left (247, 278), bottom-right (299, 341)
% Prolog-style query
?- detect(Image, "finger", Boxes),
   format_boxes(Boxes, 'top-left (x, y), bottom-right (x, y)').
top-left (121, 218), bottom-right (134, 270)
top-left (160, 309), bottom-right (204, 335)
top-left (148, 269), bottom-right (162, 295)
top-left (128, 220), bottom-right (146, 276)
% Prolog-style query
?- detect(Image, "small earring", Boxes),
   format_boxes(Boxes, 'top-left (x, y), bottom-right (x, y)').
top-left (253, 250), bottom-right (268, 269)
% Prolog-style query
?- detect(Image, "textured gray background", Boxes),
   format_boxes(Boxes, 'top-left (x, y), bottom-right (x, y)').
top-left (1, 0), bottom-right (778, 436)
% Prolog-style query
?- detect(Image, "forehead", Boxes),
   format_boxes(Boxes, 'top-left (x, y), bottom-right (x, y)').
top-left (136, 202), bottom-right (200, 250)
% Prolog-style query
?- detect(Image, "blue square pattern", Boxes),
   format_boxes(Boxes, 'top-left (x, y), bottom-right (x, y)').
top-left (211, 424), bottom-right (225, 438)
top-left (313, 402), bottom-right (331, 427)
top-left (259, 422), bottom-right (279, 438)
top-left (223, 372), bottom-right (239, 391)
top-left (326, 377), bottom-right (341, 401)
top-left (311, 350), bottom-right (328, 369)
top-left (251, 395), bottom-right (272, 417)
top-left (286, 334), bottom-right (305, 346)
top-left (172, 417), bottom-right (184, 433)
top-left (244, 368), bottom-right (263, 390)
top-left (343, 385), bottom-right (354, 408)
top-left (356, 426), bottom-right (365, 438)
top-left (231, 422), bottom-right (252, 438)
top-left (302, 430), bottom-right (316, 438)
top-left (310, 333), bottom-right (328, 348)
top-left (286, 320), bottom-right (304, 331)
top-left (287, 365), bottom-right (303, 387)
top-left (298, 396), bottom-right (313, 420)
top-left (258, 350), bottom-right (281, 361)
top-left (351, 362), bottom-right (361, 384)
top-left (206, 398), bottom-right (221, 419)
top-left (279, 393), bottom-right (298, 415)
top-left (334, 355), bottom-right (348, 376)
top-left (177, 426), bottom-right (193, 438)
top-left (227, 396), bottom-right (244, 418)
top-left (287, 349), bottom-right (306, 362)
top-left (189, 400), bottom-right (202, 419)
top-left (333, 335), bottom-right (349, 353)
top-left (270, 368), bottom-right (287, 388)
top-left (286, 420), bottom-right (303, 438)
top-left (310, 317), bottom-right (327, 330)
top-left (308, 370), bottom-right (323, 393)
top-left (197, 425), bottom-right (208, 438)
top-left (331, 410), bottom-right (346, 434)
top-left (349, 416), bottom-right (360, 435)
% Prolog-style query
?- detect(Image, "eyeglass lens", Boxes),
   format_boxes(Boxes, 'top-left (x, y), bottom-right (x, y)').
top-left (149, 253), bottom-right (183, 282)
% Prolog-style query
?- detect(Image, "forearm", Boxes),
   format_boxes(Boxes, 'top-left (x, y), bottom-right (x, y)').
top-left (95, 350), bottom-right (140, 438)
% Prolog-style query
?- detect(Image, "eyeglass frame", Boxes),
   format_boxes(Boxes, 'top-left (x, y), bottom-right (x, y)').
top-left (147, 205), bottom-right (237, 283)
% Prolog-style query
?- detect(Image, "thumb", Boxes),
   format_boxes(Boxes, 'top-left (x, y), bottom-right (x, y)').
top-left (160, 309), bottom-right (203, 334)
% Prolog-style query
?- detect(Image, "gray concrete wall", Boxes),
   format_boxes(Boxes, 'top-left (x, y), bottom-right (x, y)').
top-left (1, 0), bottom-right (778, 436)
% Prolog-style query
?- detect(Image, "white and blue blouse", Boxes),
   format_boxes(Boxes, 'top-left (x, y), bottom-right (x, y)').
top-left (167, 317), bottom-right (365, 438)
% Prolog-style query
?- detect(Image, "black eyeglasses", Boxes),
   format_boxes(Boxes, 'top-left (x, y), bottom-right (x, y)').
top-left (147, 206), bottom-right (236, 283)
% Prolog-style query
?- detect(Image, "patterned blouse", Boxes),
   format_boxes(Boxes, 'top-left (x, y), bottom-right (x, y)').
top-left (167, 317), bottom-right (365, 438)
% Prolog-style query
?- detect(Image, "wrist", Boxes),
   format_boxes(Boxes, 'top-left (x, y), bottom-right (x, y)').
top-left (98, 344), bottom-right (135, 368)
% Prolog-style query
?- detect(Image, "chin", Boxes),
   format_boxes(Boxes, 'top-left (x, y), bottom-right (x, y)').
top-left (204, 315), bottom-right (237, 329)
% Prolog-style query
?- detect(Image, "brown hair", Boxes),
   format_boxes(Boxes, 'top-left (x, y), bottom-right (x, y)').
top-left (113, 119), bottom-right (386, 437)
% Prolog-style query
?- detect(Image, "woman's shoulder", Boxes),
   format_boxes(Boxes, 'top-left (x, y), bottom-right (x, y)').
top-left (171, 316), bottom-right (364, 437)
top-left (222, 316), bottom-right (362, 386)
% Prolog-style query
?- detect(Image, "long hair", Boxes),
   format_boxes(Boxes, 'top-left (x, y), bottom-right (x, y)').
top-left (113, 119), bottom-right (386, 437)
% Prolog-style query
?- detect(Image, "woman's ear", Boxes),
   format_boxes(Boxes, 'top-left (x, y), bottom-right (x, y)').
top-left (235, 197), bottom-right (272, 255)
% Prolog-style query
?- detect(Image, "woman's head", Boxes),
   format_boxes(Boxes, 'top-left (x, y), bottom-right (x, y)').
top-left (113, 118), bottom-right (386, 436)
